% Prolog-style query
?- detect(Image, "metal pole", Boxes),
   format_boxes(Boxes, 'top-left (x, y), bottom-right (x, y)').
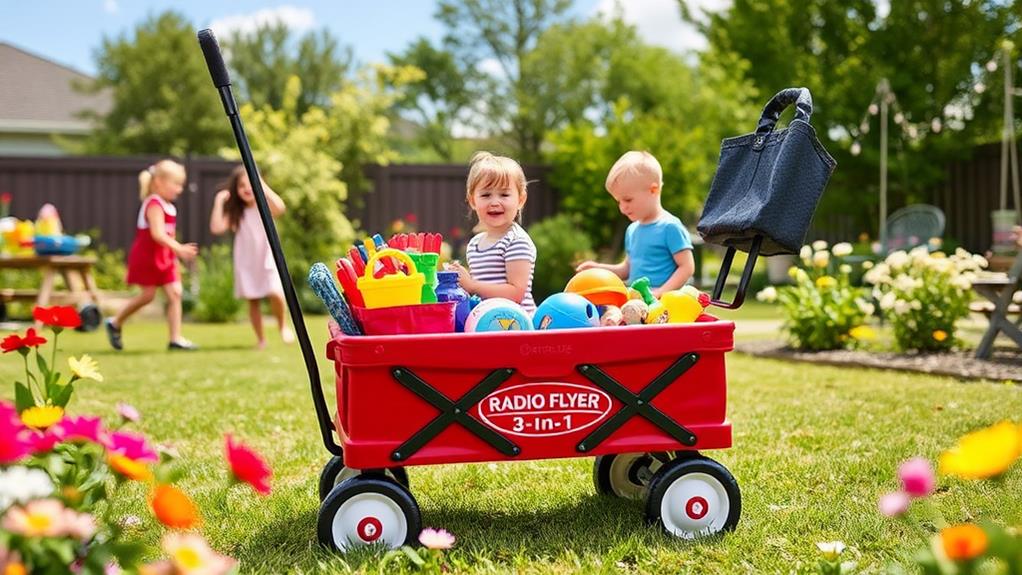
top-left (1006, 47), bottom-right (1021, 220)
top-left (879, 79), bottom-right (889, 247)
top-left (1001, 49), bottom-right (1011, 212)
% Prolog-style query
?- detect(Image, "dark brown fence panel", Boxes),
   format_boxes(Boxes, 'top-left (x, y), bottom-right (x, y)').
top-left (357, 163), bottom-right (557, 244)
top-left (933, 142), bottom-right (1017, 253)
top-left (0, 157), bottom-right (560, 254)
top-left (0, 155), bottom-right (235, 251)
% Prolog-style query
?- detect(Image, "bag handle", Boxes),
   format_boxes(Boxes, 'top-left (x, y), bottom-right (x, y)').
top-left (363, 248), bottom-right (418, 280)
top-left (755, 87), bottom-right (813, 135)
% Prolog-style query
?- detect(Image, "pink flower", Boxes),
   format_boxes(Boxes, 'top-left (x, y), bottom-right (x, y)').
top-left (898, 457), bottom-right (936, 498)
top-left (104, 431), bottom-right (158, 462)
top-left (879, 491), bottom-right (911, 517)
top-left (62, 509), bottom-right (97, 541)
top-left (26, 429), bottom-right (60, 453)
top-left (224, 435), bottom-right (272, 495)
top-left (0, 401), bottom-right (32, 463)
top-left (116, 403), bottom-right (140, 423)
top-left (2, 499), bottom-right (68, 537)
top-left (54, 415), bottom-right (104, 444)
top-left (162, 533), bottom-right (236, 575)
top-left (418, 527), bottom-right (456, 550)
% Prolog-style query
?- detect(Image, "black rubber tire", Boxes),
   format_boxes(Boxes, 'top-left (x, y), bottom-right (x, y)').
top-left (644, 455), bottom-right (741, 539)
top-left (76, 304), bottom-right (101, 332)
top-left (318, 455), bottom-right (409, 501)
top-left (317, 474), bottom-right (421, 551)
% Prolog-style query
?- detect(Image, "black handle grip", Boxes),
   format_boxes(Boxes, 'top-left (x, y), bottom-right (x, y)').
top-left (755, 87), bottom-right (813, 135)
top-left (197, 28), bottom-right (231, 88)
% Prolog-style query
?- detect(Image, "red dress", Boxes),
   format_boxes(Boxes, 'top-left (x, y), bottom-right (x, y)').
top-left (126, 195), bottom-right (178, 286)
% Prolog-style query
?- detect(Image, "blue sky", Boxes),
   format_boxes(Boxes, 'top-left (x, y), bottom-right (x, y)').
top-left (0, 1), bottom-right (723, 76)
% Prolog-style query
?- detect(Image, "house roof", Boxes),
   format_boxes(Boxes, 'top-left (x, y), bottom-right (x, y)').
top-left (0, 42), bottom-right (111, 135)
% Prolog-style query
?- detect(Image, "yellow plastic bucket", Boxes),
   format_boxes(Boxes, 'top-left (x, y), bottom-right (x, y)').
top-left (357, 248), bottom-right (425, 309)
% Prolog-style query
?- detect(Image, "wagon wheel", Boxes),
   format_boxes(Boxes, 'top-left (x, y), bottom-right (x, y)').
top-left (318, 455), bottom-right (409, 501)
top-left (644, 455), bottom-right (741, 539)
top-left (592, 452), bottom-right (676, 500)
top-left (317, 474), bottom-right (421, 552)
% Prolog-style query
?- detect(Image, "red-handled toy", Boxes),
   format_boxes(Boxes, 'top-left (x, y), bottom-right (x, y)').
top-left (335, 257), bottom-right (365, 308)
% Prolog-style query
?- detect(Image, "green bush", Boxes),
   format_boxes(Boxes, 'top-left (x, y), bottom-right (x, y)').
top-left (757, 243), bottom-right (874, 351)
top-left (84, 243), bottom-right (127, 292)
top-left (191, 243), bottom-right (242, 323)
top-left (528, 214), bottom-right (595, 301)
top-left (865, 246), bottom-right (985, 352)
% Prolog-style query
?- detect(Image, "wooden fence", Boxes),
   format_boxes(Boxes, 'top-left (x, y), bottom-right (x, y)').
top-left (0, 146), bottom-right (1016, 254)
top-left (0, 156), bottom-right (557, 252)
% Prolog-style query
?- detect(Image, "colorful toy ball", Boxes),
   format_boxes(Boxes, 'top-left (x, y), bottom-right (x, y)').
top-left (564, 269), bottom-right (629, 307)
top-left (464, 298), bottom-right (533, 332)
top-left (533, 293), bottom-right (600, 330)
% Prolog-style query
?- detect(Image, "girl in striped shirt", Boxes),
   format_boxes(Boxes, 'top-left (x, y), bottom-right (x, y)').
top-left (446, 152), bottom-right (537, 313)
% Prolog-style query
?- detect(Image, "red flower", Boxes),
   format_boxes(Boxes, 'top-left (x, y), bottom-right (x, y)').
top-left (33, 306), bottom-right (81, 329)
top-left (1, 328), bottom-right (48, 353)
top-left (0, 192), bottom-right (10, 204)
top-left (224, 435), bottom-right (272, 495)
top-left (405, 213), bottom-right (418, 224)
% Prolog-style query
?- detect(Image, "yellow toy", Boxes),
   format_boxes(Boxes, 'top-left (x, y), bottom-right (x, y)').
top-left (2, 219), bottom-right (35, 256)
top-left (645, 285), bottom-right (710, 325)
top-left (35, 203), bottom-right (63, 237)
top-left (565, 268), bottom-right (628, 307)
top-left (357, 249), bottom-right (425, 309)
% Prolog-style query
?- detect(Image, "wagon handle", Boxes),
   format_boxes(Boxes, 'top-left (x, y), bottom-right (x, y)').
top-left (197, 29), bottom-right (342, 457)
top-left (709, 235), bottom-right (762, 309)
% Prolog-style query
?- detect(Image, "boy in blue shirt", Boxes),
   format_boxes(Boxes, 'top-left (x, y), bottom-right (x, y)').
top-left (576, 151), bottom-right (695, 298)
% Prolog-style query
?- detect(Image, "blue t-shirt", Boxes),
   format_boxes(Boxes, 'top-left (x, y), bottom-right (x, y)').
top-left (625, 213), bottom-right (693, 287)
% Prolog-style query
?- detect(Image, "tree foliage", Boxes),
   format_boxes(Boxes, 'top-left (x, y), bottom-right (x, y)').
top-left (80, 11), bottom-right (232, 155)
top-left (689, 0), bottom-right (1022, 234)
top-left (224, 23), bottom-right (353, 116)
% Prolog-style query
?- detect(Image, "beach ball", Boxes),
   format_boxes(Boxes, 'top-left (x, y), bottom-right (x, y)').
top-left (464, 298), bottom-right (533, 332)
top-left (533, 293), bottom-right (599, 330)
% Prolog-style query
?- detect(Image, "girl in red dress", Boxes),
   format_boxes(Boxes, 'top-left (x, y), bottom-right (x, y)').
top-left (105, 159), bottom-right (198, 351)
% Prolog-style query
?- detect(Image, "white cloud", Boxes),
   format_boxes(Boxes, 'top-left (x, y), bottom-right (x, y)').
top-left (593, 0), bottom-right (730, 54)
top-left (103, 0), bottom-right (118, 14)
top-left (209, 5), bottom-right (316, 38)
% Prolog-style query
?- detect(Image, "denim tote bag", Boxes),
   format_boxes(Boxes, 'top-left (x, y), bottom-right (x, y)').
top-left (697, 87), bottom-right (836, 307)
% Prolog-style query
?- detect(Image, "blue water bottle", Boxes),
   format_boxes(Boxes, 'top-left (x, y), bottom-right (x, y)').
top-left (435, 271), bottom-right (471, 331)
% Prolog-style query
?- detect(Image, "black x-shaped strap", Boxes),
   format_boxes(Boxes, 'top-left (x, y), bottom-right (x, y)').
top-left (575, 353), bottom-right (700, 453)
top-left (390, 366), bottom-right (520, 461)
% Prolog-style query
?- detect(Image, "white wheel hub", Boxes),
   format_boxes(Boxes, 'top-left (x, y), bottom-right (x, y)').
top-left (660, 471), bottom-right (730, 539)
top-left (608, 454), bottom-right (662, 500)
top-left (331, 492), bottom-right (408, 550)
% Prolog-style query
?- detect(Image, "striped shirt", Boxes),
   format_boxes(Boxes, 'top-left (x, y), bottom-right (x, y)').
top-left (466, 223), bottom-right (537, 312)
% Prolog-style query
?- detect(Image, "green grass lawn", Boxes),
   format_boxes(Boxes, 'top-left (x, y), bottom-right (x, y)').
top-left (2, 317), bottom-right (1021, 574)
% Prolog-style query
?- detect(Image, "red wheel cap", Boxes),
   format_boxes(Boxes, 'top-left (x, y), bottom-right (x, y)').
top-left (357, 516), bottom-right (383, 542)
top-left (685, 496), bottom-right (709, 520)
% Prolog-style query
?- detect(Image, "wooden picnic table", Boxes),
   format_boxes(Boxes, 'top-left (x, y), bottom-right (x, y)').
top-left (0, 254), bottom-right (101, 313)
top-left (972, 251), bottom-right (1022, 359)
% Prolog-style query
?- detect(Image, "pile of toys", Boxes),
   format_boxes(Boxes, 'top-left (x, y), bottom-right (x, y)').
top-left (309, 230), bottom-right (713, 337)
top-left (0, 203), bottom-right (90, 257)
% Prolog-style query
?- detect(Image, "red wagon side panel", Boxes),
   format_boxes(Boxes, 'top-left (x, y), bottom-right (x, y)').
top-left (328, 319), bottom-right (734, 469)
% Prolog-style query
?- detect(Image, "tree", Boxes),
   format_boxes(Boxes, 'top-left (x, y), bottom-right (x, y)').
top-left (79, 11), bottom-right (232, 155)
top-left (541, 17), bottom-right (760, 250)
top-left (387, 38), bottom-right (478, 161)
top-left (689, 0), bottom-right (1022, 235)
top-left (435, 0), bottom-right (573, 161)
top-left (224, 23), bottom-right (352, 116)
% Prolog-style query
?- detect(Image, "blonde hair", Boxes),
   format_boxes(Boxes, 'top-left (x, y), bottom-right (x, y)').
top-left (138, 159), bottom-right (186, 200)
top-left (466, 151), bottom-right (528, 222)
top-left (605, 151), bottom-right (663, 192)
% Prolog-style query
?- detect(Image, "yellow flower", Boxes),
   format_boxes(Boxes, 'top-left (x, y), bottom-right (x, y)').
top-left (107, 454), bottom-right (154, 482)
top-left (939, 421), bottom-right (1021, 479)
top-left (815, 276), bottom-right (837, 289)
top-left (933, 330), bottom-right (948, 342)
top-left (940, 524), bottom-right (987, 561)
top-left (849, 326), bottom-right (877, 341)
top-left (20, 405), bottom-right (64, 430)
top-left (68, 354), bottom-right (103, 382)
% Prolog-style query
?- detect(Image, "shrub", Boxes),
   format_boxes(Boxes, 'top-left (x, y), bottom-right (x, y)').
top-left (757, 242), bottom-right (874, 351)
top-left (864, 246), bottom-right (985, 352)
top-left (528, 214), bottom-right (595, 301)
top-left (191, 244), bottom-right (242, 323)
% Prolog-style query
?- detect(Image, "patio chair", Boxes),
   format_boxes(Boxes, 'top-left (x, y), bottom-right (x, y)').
top-left (882, 204), bottom-right (946, 254)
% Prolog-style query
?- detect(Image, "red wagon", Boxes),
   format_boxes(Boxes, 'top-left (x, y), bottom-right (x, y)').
top-left (317, 316), bottom-right (742, 549)
top-left (197, 28), bottom-right (769, 553)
